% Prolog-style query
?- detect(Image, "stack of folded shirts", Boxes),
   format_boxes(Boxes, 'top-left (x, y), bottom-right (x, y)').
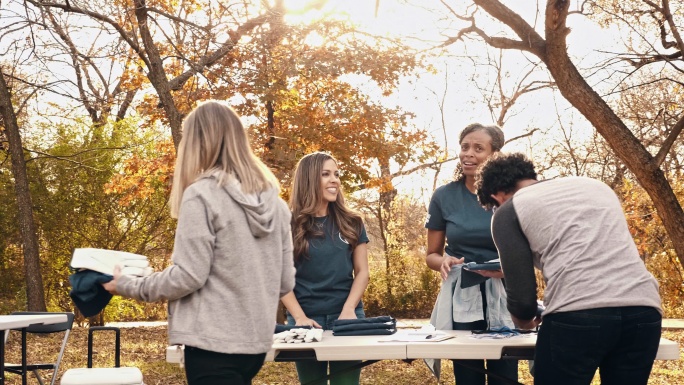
top-left (274, 324), bottom-right (309, 333)
top-left (70, 248), bottom-right (153, 277)
top-left (470, 326), bottom-right (529, 339)
top-left (273, 328), bottom-right (323, 343)
top-left (332, 316), bottom-right (397, 336)
top-left (69, 248), bottom-right (154, 317)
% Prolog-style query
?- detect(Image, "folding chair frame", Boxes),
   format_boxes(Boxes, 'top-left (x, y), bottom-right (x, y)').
top-left (4, 312), bottom-right (75, 385)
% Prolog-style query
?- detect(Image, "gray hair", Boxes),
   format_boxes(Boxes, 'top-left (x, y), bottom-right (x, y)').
top-left (454, 123), bottom-right (505, 181)
top-left (459, 123), bottom-right (505, 152)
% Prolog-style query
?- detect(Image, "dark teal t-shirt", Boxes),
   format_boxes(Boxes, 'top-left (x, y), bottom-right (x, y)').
top-left (425, 180), bottom-right (498, 264)
top-left (294, 216), bottom-right (369, 316)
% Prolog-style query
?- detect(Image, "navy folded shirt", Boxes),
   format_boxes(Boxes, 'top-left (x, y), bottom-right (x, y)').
top-left (274, 324), bottom-right (312, 333)
top-left (332, 316), bottom-right (397, 336)
top-left (333, 316), bottom-right (395, 326)
top-left (69, 270), bottom-right (113, 317)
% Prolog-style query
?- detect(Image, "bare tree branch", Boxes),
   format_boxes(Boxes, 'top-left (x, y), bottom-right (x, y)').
top-left (654, 113), bottom-right (684, 166)
top-left (472, 0), bottom-right (546, 58)
top-left (25, 0), bottom-right (148, 67)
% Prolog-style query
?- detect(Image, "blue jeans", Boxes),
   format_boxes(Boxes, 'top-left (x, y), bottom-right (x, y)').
top-left (184, 345), bottom-right (265, 385)
top-left (452, 320), bottom-right (519, 385)
top-left (287, 308), bottom-right (365, 385)
top-left (534, 306), bottom-right (662, 385)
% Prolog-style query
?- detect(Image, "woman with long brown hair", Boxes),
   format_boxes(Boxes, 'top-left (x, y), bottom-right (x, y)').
top-left (281, 152), bottom-right (370, 385)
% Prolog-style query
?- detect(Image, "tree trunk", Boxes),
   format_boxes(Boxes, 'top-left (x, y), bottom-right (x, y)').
top-left (542, 0), bottom-right (684, 266)
top-left (0, 69), bottom-right (47, 311)
top-left (133, 0), bottom-right (184, 148)
top-left (378, 159), bottom-right (397, 298)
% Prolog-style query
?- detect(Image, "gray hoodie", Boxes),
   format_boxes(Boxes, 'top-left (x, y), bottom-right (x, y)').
top-left (118, 174), bottom-right (296, 354)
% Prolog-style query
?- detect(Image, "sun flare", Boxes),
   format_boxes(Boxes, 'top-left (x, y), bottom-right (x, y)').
top-left (283, 0), bottom-right (380, 30)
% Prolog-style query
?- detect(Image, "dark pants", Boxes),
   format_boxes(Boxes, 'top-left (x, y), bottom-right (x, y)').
top-left (184, 345), bottom-right (266, 385)
top-left (452, 319), bottom-right (519, 385)
top-left (534, 306), bottom-right (662, 385)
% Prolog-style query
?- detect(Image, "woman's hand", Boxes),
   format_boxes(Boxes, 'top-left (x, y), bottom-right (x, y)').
top-left (472, 269), bottom-right (505, 279)
top-left (338, 308), bottom-right (358, 320)
top-left (512, 314), bottom-right (541, 331)
top-left (440, 255), bottom-right (465, 280)
top-left (102, 265), bottom-right (122, 295)
top-left (294, 317), bottom-right (322, 329)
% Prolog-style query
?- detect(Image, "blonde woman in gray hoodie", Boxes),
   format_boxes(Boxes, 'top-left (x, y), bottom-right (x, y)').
top-left (103, 100), bottom-right (296, 385)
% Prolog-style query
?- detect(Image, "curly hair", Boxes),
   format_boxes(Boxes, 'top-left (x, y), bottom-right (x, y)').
top-left (476, 152), bottom-right (538, 210)
top-left (453, 123), bottom-right (506, 181)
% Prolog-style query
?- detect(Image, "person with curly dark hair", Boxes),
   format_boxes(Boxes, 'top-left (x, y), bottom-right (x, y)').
top-left (475, 152), bottom-right (537, 211)
top-left (424, 123), bottom-right (518, 384)
top-left (476, 152), bottom-right (663, 385)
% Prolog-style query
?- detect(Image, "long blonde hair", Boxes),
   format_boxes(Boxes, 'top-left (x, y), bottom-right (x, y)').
top-left (169, 100), bottom-right (279, 218)
top-left (290, 152), bottom-right (362, 262)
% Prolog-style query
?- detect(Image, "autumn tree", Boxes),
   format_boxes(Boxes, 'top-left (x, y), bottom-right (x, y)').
top-left (360, 194), bottom-right (441, 317)
top-left (622, 178), bottom-right (684, 317)
top-left (110, 15), bottom-right (442, 245)
top-left (19, 0), bottom-right (290, 148)
top-left (9, 115), bottom-right (177, 321)
top-left (426, 0), bottom-right (684, 265)
top-left (16, 1), bottom-right (441, 188)
top-left (0, 65), bottom-right (47, 311)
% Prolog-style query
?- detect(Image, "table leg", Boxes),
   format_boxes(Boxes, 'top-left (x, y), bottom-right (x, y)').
top-left (1, 330), bottom-right (5, 385)
top-left (21, 329), bottom-right (27, 385)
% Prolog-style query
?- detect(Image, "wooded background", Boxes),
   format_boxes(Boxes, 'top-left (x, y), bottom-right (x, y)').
top-left (0, 0), bottom-right (682, 323)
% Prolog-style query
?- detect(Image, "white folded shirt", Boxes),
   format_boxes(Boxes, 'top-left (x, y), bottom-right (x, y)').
top-left (71, 248), bottom-right (153, 277)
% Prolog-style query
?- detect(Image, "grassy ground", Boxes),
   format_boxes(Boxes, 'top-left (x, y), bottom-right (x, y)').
top-left (3, 326), bottom-right (682, 384)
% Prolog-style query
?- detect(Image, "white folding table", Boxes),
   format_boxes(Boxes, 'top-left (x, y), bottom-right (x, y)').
top-left (266, 332), bottom-right (406, 362)
top-left (405, 330), bottom-right (681, 361)
top-left (166, 330), bottom-right (680, 384)
top-left (0, 314), bottom-right (68, 385)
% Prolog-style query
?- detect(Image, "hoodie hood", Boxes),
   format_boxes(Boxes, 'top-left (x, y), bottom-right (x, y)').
top-left (221, 176), bottom-right (279, 238)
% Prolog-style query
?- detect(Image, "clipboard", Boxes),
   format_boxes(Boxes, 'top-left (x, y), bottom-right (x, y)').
top-left (463, 261), bottom-right (501, 271)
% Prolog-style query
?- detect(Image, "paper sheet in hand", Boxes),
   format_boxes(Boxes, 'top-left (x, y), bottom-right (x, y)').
top-left (70, 248), bottom-right (149, 276)
top-left (379, 330), bottom-right (455, 343)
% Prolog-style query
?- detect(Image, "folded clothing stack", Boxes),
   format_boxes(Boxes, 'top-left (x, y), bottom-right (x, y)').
top-left (470, 326), bottom-right (537, 339)
top-left (273, 328), bottom-right (324, 344)
top-left (274, 324), bottom-right (310, 333)
top-left (70, 248), bottom-right (153, 277)
top-left (332, 316), bottom-right (397, 336)
top-left (69, 248), bottom-right (154, 317)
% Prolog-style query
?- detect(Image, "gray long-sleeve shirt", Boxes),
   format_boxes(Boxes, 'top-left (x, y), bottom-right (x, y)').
top-left (118, 174), bottom-right (296, 354)
top-left (491, 177), bottom-right (662, 320)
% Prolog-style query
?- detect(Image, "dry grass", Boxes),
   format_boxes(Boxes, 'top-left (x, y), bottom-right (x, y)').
top-left (2, 326), bottom-right (682, 384)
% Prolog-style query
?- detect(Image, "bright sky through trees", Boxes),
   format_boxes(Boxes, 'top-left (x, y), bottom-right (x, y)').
top-left (282, 0), bottom-right (620, 199)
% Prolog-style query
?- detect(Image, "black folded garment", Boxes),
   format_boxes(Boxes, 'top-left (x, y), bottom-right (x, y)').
top-left (274, 324), bottom-right (311, 333)
top-left (332, 322), bottom-right (395, 332)
top-left (333, 328), bottom-right (396, 336)
top-left (332, 316), bottom-right (397, 336)
top-left (333, 316), bottom-right (395, 326)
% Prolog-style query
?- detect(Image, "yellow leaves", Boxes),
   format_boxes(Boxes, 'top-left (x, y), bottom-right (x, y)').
top-left (620, 176), bottom-right (684, 317)
top-left (364, 177), bottom-right (395, 193)
top-left (105, 140), bottom-right (175, 206)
